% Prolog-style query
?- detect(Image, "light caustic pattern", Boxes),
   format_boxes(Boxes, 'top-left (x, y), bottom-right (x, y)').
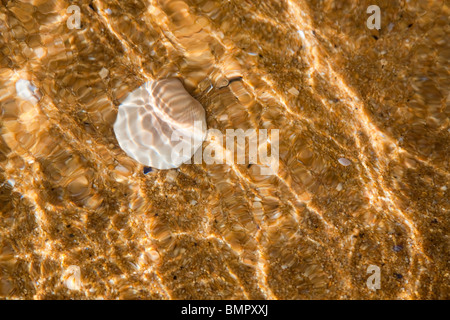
top-left (0, 0), bottom-right (448, 299)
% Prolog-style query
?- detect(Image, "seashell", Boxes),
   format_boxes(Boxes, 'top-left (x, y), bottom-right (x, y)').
top-left (113, 78), bottom-right (207, 169)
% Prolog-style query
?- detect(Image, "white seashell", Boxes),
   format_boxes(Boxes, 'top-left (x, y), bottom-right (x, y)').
top-left (114, 78), bottom-right (207, 169)
top-left (338, 158), bottom-right (352, 166)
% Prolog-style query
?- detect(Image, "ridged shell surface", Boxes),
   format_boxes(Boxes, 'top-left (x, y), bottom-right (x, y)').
top-left (113, 78), bottom-right (207, 169)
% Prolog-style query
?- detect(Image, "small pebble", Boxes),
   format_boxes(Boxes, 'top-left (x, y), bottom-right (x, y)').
top-left (288, 87), bottom-right (299, 96)
top-left (338, 158), bottom-right (352, 166)
top-left (387, 23), bottom-right (394, 32)
top-left (393, 245), bottom-right (403, 252)
top-left (166, 170), bottom-right (178, 182)
top-left (143, 166), bottom-right (152, 174)
top-left (15, 79), bottom-right (39, 104)
top-left (34, 47), bottom-right (45, 59)
top-left (99, 67), bottom-right (109, 79)
top-left (115, 165), bottom-right (129, 174)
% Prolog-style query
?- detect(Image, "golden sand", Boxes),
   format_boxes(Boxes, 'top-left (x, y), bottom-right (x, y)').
top-left (0, 0), bottom-right (448, 299)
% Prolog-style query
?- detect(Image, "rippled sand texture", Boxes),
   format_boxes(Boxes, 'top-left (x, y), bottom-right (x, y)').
top-left (0, 0), bottom-right (449, 299)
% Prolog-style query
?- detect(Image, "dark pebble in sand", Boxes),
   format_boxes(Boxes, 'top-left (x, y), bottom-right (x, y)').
top-left (144, 166), bottom-right (152, 174)
top-left (393, 245), bottom-right (403, 252)
top-left (394, 273), bottom-right (403, 279)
